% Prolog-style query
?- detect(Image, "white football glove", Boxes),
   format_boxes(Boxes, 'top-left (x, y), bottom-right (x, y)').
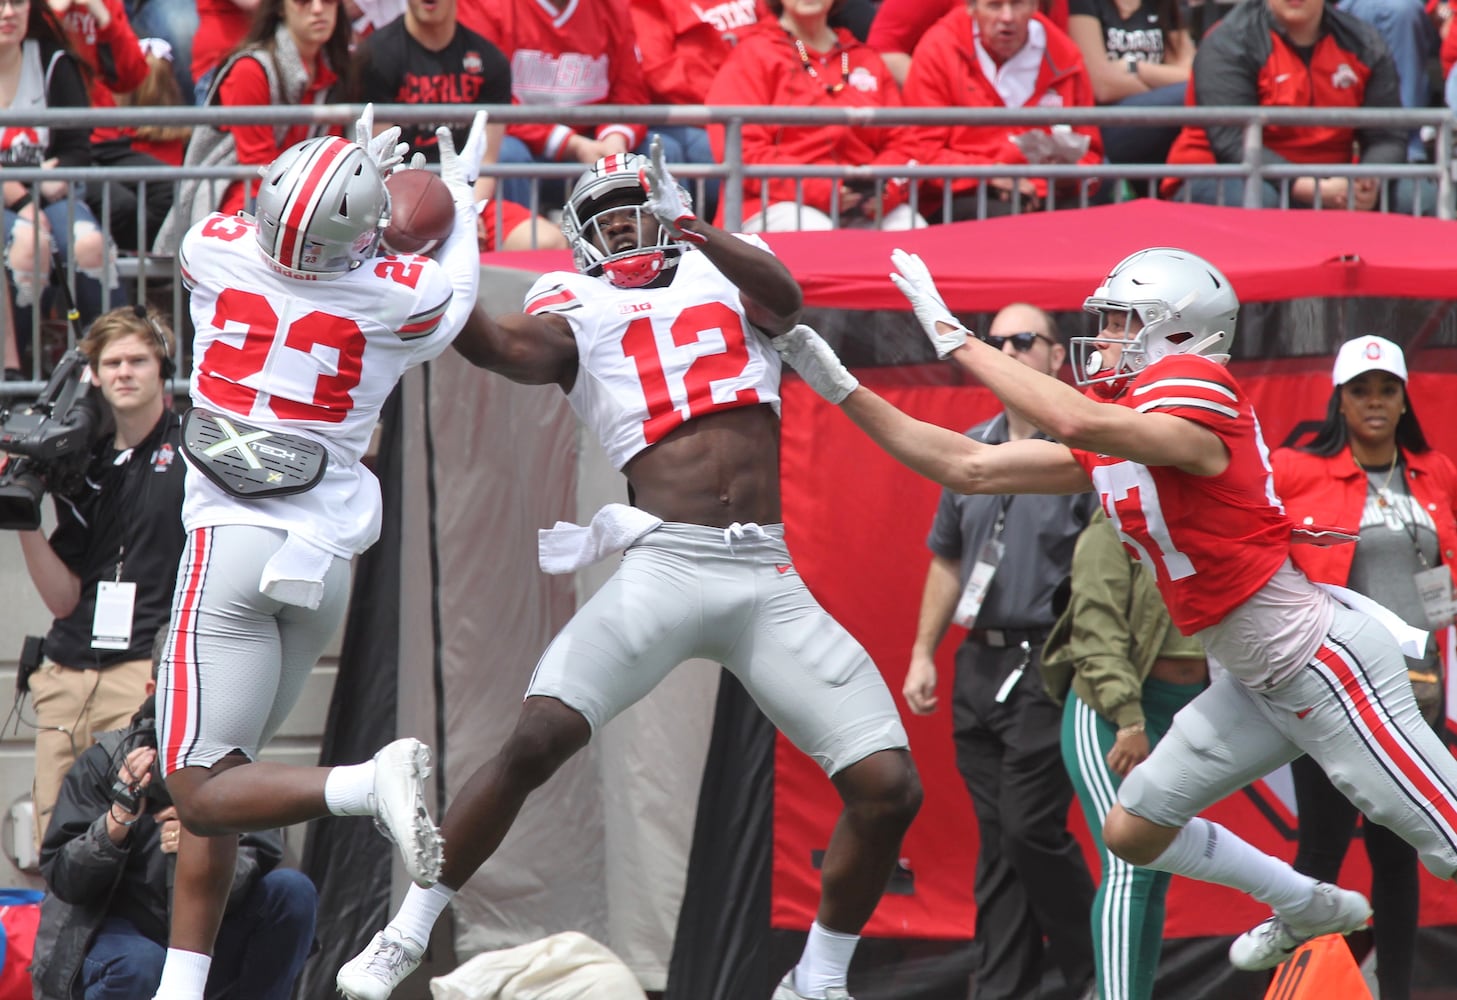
top-left (640, 135), bottom-right (706, 244)
top-left (889, 248), bottom-right (969, 359)
top-left (458, 109), bottom-right (489, 185)
top-left (771, 325), bottom-right (859, 405)
top-left (354, 103), bottom-right (408, 179)
top-left (435, 125), bottom-right (474, 209)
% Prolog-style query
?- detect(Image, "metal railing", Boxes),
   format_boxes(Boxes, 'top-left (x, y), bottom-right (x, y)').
top-left (2, 102), bottom-right (1455, 394)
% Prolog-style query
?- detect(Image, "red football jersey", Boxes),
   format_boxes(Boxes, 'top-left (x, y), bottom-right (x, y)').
top-left (1071, 355), bottom-right (1292, 634)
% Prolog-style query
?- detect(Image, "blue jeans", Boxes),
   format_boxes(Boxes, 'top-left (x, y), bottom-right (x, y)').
top-left (1337, 0), bottom-right (1437, 159)
top-left (81, 869), bottom-right (317, 1000)
top-left (1100, 83), bottom-right (1187, 165)
top-left (124, 0), bottom-right (200, 103)
top-left (1185, 175), bottom-right (1449, 215)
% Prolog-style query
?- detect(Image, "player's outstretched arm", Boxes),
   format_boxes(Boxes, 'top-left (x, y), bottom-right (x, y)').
top-left (639, 137), bottom-right (801, 331)
top-left (773, 325), bottom-right (1091, 495)
top-left (452, 306), bottom-right (579, 387)
top-left (889, 249), bottom-right (1227, 476)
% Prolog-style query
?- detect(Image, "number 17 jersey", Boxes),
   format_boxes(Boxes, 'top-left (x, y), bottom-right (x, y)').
top-left (1070, 355), bottom-right (1292, 634)
top-left (523, 235), bottom-right (782, 470)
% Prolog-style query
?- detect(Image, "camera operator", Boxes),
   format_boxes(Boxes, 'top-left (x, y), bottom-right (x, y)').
top-left (12, 306), bottom-right (187, 854)
top-left (30, 681), bottom-right (317, 999)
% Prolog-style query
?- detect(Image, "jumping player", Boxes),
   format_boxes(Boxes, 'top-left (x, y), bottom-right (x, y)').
top-left (149, 119), bottom-right (480, 1000)
top-left (336, 140), bottom-right (922, 1000)
top-left (772, 246), bottom-right (1457, 973)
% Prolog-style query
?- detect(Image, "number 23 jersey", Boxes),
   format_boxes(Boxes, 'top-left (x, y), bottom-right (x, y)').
top-left (179, 213), bottom-right (459, 556)
top-left (524, 235), bottom-right (782, 470)
top-left (1069, 354), bottom-right (1292, 634)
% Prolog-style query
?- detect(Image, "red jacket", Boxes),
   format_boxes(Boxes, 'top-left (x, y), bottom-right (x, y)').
top-left (868, 0), bottom-right (1069, 53)
top-left (216, 57), bottom-right (339, 216)
top-left (461, 0), bottom-right (649, 159)
top-left (1272, 444), bottom-right (1457, 668)
top-left (900, 10), bottom-right (1100, 199)
top-left (60, 0), bottom-right (148, 144)
top-left (1162, 0), bottom-right (1403, 196)
top-left (629, 0), bottom-right (770, 104)
top-left (705, 23), bottom-right (923, 222)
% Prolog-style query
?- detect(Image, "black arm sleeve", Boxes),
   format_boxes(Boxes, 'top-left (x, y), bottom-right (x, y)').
top-left (43, 50), bottom-right (92, 169)
top-left (1350, 23), bottom-right (1407, 165)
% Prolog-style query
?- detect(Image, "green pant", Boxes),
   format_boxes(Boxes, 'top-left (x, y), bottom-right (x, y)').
top-left (1060, 677), bottom-right (1204, 1000)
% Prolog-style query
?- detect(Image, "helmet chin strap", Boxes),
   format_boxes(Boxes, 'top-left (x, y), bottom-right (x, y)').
top-left (1184, 332), bottom-right (1230, 364)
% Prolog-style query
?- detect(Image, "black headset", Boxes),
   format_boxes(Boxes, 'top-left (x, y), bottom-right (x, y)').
top-left (133, 304), bottom-right (176, 380)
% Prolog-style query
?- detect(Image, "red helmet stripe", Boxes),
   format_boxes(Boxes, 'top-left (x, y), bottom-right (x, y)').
top-left (279, 138), bottom-right (353, 271)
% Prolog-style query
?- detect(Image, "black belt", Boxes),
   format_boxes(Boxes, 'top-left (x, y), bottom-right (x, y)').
top-left (969, 627), bottom-right (1050, 649)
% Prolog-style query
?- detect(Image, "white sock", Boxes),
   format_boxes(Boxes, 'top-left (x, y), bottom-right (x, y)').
top-left (1146, 818), bottom-right (1315, 915)
top-left (152, 948), bottom-right (211, 999)
top-left (794, 921), bottom-right (860, 997)
top-left (324, 760), bottom-right (376, 816)
top-left (387, 881), bottom-right (456, 947)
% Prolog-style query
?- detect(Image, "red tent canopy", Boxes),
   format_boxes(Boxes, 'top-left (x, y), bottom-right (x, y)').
top-left (484, 200), bottom-right (1457, 311)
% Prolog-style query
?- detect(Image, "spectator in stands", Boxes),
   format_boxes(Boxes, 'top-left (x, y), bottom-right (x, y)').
top-left (627, 0), bottom-right (765, 219)
top-left (114, 39), bottom-right (191, 169)
top-left (1042, 508), bottom-right (1208, 1000)
top-left (1271, 335), bottom-right (1456, 1000)
top-left (52, 0), bottom-right (176, 255)
top-left (1163, 0), bottom-right (1406, 210)
top-left (0, 0), bottom-right (123, 369)
top-left (31, 682), bottom-right (316, 999)
top-left (122, 0), bottom-right (199, 101)
top-left (705, 0), bottom-right (927, 231)
top-left (352, 0), bottom-right (565, 251)
top-left (868, 0), bottom-right (1070, 85)
top-left (1066, 0), bottom-right (1193, 171)
top-left (190, 0), bottom-right (253, 104)
top-left (457, 0), bottom-right (650, 212)
top-left (153, 0), bottom-right (349, 254)
top-left (901, 0), bottom-right (1103, 219)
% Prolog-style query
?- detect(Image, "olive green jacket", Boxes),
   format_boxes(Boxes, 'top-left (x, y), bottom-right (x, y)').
top-left (1041, 509), bottom-right (1202, 729)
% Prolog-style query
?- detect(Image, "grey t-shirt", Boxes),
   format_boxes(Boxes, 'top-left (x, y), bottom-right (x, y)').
top-left (926, 413), bottom-right (1097, 631)
top-left (1346, 459), bottom-right (1441, 669)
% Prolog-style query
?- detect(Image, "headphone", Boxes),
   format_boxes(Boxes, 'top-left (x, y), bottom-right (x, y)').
top-left (133, 304), bottom-right (176, 380)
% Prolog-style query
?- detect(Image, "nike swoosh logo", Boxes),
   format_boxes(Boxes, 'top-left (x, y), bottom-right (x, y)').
top-left (1275, 73), bottom-right (1293, 84)
top-left (1296, 707), bottom-right (1313, 719)
top-left (775, 564), bottom-right (793, 574)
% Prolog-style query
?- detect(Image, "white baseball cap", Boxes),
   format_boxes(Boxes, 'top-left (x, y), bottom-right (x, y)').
top-left (1332, 335), bottom-right (1407, 386)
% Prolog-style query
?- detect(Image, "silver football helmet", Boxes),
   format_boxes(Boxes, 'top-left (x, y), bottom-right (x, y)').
top-left (1074, 247), bottom-right (1239, 393)
top-left (254, 136), bottom-right (389, 280)
top-left (561, 152), bottom-right (690, 289)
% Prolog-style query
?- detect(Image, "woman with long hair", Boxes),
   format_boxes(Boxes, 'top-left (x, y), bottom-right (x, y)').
top-left (705, 0), bottom-right (926, 231)
top-left (0, 0), bottom-right (121, 374)
top-left (1272, 335), bottom-right (1457, 1000)
top-left (154, 0), bottom-right (349, 251)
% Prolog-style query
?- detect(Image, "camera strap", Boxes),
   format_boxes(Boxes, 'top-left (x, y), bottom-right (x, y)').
top-left (181, 408), bottom-right (328, 499)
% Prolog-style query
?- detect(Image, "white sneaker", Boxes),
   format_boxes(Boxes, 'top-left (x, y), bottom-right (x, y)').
top-left (336, 928), bottom-right (424, 1000)
top-left (1228, 882), bottom-right (1372, 971)
top-left (369, 738), bottom-right (445, 887)
top-left (772, 970), bottom-right (853, 1000)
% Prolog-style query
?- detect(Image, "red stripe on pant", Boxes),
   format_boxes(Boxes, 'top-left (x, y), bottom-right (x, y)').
top-left (1316, 641), bottom-right (1457, 839)
top-left (165, 526), bottom-right (210, 774)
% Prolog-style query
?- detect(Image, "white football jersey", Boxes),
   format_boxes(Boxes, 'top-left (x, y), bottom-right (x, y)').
top-left (524, 235), bottom-right (783, 469)
top-left (179, 213), bottom-right (461, 556)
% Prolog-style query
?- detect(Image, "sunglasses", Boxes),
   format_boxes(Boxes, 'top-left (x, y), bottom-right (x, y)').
top-left (981, 331), bottom-right (1054, 352)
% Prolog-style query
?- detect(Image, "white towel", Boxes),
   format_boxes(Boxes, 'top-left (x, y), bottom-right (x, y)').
top-left (537, 504), bottom-right (663, 575)
top-left (1318, 582), bottom-right (1429, 659)
top-left (259, 534), bottom-right (336, 609)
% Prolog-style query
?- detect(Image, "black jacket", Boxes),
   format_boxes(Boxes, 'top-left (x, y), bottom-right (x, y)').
top-left (30, 709), bottom-right (284, 1000)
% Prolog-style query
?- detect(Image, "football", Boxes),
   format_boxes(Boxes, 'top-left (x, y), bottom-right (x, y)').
top-left (382, 170), bottom-right (456, 256)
